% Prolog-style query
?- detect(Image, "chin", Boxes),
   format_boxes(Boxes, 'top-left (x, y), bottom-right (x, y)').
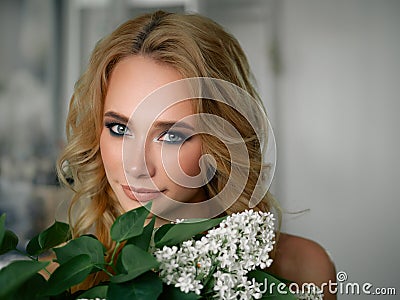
top-left (119, 199), bottom-right (141, 212)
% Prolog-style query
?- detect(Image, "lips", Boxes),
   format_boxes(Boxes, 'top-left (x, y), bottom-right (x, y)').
top-left (121, 185), bottom-right (163, 202)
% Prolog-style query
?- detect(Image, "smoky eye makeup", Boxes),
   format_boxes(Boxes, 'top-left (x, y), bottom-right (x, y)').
top-left (103, 111), bottom-right (132, 137)
top-left (155, 130), bottom-right (192, 145)
top-left (103, 110), bottom-right (196, 143)
top-left (105, 121), bottom-right (129, 137)
top-left (152, 120), bottom-right (195, 145)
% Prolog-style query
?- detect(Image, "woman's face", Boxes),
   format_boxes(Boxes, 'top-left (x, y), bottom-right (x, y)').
top-left (100, 56), bottom-right (206, 223)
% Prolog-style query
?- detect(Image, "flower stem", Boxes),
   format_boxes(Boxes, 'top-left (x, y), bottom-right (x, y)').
top-left (14, 249), bottom-right (52, 276)
top-left (202, 262), bottom-right (217, 292)
top-left (15, 248), bottom-right (37, 261)
top-left (96, 265), bottom-right (114, 277)
top-left (107, 241), bottom-right (120, 272)
top-left (42, 267), bottom-right (52, 277)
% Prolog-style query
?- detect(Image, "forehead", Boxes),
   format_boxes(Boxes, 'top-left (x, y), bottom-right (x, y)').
top-left (104, 55), bottom-right (193, 120)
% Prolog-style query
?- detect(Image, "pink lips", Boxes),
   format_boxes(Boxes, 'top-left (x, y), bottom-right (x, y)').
top-left (122, 185), bottom-right (162, 202)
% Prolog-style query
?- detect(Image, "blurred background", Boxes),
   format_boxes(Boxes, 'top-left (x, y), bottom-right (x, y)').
top-left (0, 0), bottom-right (399, 298)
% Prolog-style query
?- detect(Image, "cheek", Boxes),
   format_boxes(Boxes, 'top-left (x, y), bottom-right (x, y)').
top-left (178, 139), bottom-right (202, 177)
top-left (100, 130), bottom-right (122, 177)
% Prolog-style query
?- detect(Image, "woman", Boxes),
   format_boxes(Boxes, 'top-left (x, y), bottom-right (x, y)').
top-left (57, 10), bottom-right (336, 298)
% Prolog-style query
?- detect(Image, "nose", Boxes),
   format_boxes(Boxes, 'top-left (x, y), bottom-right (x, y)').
top-left (123, 137), bottom-right (155, 178)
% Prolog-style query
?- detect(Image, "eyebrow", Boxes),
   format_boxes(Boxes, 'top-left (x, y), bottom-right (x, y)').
top-left (153, 120), bottom-right (195, 131)
top-left (104, 111), bottom-right (195, 131)
top-left (104, 111), bottom-right (129, 123)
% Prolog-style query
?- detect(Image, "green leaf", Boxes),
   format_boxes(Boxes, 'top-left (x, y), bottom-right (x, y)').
top-left (111, 244), bottom-right (159, 283)
top-left (247, 270), bottom-right (297, 299)
top-left (45, 254), bottom-right (92, 296)
top-left (53, 235), bottom-right (106, 267)
top-left (107, 271), bottom-right (162, 300)
top-left (46, 291), bottom-right (74, 300)
top-left (13, 273), bottom-right (49, 300)
top-left (0, 230), bottom-right (19, 255)
top-left (158, 284), bottom-right (201, 300)
top-left (110, 202), bottom-right (152, 243)
top-left (154, 217), bottom-right (225, 248)
top-left (0, 260), bottom-right (49, 299)
top-left (126, 215), bottom-right (156, 251)
top-left (0, 213), bottom-right (5, 247)
top-left (115, 250), bottom-right (126, 274)
top-left (78, 285), bottom-right (108, 298)
top-left (115, 215), bottom-right (155, 273)
top-left (26, 221), bottom-right (71, 256)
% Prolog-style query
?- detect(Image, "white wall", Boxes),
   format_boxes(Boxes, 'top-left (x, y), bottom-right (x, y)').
top-left (277, 0), bottom-right (400, 298)
top-left (201, 0), bottom-right (400, 298)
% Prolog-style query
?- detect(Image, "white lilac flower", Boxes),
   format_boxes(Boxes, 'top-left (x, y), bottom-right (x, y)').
top-left (174, 271), bottom-right (203, 294)
top-left (154, 210), bottom-right (276, 299)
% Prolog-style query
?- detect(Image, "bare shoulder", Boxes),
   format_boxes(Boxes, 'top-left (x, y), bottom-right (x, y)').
top-left (268, 233), bottom-right (337, 299)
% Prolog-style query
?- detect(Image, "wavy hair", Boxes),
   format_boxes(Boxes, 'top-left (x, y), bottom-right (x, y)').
top-left (57, 10), bottom-right (280, 288)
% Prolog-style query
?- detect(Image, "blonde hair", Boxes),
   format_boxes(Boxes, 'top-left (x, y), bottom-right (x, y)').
top-left (57, 10), bottom-right (280, 288)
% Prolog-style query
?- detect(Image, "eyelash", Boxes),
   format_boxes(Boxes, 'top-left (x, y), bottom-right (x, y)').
top-left (105, 122), bottom-right (190, 144)
top-left (157, 130), bottom-right (190, 145)
top-left (105, 122), bottom-right (130, 137)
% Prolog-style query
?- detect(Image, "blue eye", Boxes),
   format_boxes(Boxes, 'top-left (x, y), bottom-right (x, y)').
top-left (105, 122), bottom-right (130, 136)
top-left (157, 131), bottom-right (188, 144)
